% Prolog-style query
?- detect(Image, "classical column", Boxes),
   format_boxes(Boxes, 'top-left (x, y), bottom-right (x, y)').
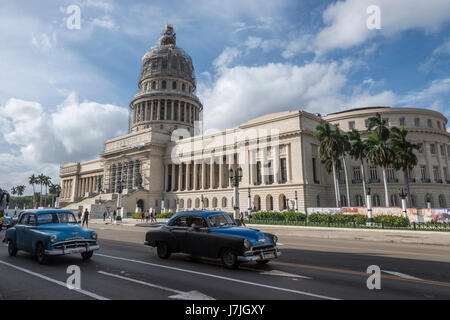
top-left (437, 143), bottom-right (445, 183)
top-left (171, 163), bottom-right (176, 191)
top-left (186, 162), bottom-right (191, 190)
top-left (286, 143), bottom-right (291, 182)
top-left (219, 158), bottom-right (224, 189)
top-left (178, 164), bottom-right (183, 191)
top-left (164, 164), bottom-right (169, 191)
top-left (210, 158), bottom-right (215, 189)
top-left (201, 161), bottom-right (206, 189)
top-left (193, 161), bottom-right (199, 190)
top-left (425, 142), bottom-right (434, 181)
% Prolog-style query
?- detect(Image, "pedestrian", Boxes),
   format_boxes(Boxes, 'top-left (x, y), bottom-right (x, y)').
top-left (141, 211), bottom-right (145, 222)
top-left (113, 210), bottom-right (117, 222)
top-left (145, 210), bottom-right (150, 223)
top-left (82, 208), bottom-right (89, 228)
top-left (150, 210), bottom-right (154, 223)
top-left (240, 212), bottom-right (246, 227)
top-left (153, 209), bottom-right (157, 222)
top-left (103, 210), bottom-right (107, 222)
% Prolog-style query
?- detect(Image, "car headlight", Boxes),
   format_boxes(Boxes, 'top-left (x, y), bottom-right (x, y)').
top-left (50, 235), bottom-right (57, 243)
top-left (272, 235), bottom-right (278, 244)
top-left (91, 232), bottom-right (97, 240)
top-left (243, 239), bottom-right (252, 249)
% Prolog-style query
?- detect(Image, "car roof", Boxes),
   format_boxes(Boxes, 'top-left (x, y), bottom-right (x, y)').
top-left (19, 209), bottom-right (74, 215)
top-left (168, 210), bottom-right (230, 221)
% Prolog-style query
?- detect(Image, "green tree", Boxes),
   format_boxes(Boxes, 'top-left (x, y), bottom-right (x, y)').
top-left (390, 126), bottom-right (419, 207)
top-left (11, 187), bottom-right (17, 196)
top-left (348, 129), bottom-right (368, 203)
top-left (29, 174), bottom-right (37, 208)
top-left (16, 185), bottom-right (25, 196)
top-left (37, 173), bottom-right (45, 207)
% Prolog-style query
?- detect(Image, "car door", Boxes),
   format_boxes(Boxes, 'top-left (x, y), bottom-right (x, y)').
top-left (169, 215), bottom-right (189, 253)
top-left (185, 216), bottom-right (213, 257)
top-left (22, 214), bottom-right (37, 252)
top-left (15, 213), bottom-right (29, 250)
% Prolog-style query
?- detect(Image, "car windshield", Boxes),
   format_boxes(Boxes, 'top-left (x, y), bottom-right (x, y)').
top-left (208, 214), bottom-right (237, 228)
top-left (37, 212), bottom-right (77, 225)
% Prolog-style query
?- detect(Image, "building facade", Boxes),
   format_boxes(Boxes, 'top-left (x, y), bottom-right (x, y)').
top-left (59, 25), bottom-right (450, 215)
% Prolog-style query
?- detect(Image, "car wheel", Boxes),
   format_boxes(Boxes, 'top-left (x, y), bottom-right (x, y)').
top-left (257, 260), bottom-right (270, 265)
top-left (221, 248), bottom-right (239, 269)
top-left (36, 243), bottom-right (48, 265)
top-left (81, 251), bottom-right (94, 261)
top-left (7, 240), bottom-right (17, 257)
top-left (157, 242), bottom-right (171, 259)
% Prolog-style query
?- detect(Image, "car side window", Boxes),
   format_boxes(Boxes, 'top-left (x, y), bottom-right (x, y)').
top-left (18, 213), bottom-right (29, 225)
top-left (172, 215), bottom-right (188, 227)
top-left (27, 215), bottom-right (37, 225)
top-left (188, 216), bottom-right (207, 228)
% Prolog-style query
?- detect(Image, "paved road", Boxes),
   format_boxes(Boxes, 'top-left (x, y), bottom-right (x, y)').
top-left (0, 227), bottom-right (449, 300)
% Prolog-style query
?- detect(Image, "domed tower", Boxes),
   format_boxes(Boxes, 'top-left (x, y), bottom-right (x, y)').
top-left (129, 24), bottom-right (203, 135)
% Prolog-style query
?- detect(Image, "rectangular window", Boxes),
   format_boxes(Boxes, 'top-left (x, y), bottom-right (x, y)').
top-left (267, 160), bottom-right (274, 184)
top-left (181, 103), bottom-right (185, 122)
top-left (166, 101), bottom-right (172, 120)
top-left (430, 144), bottom-right (436, 154)
top-left (387, 165), bottom-right (396, 181)
top-left (256, 161), bottom-right (262, 185)
top-left (414, 118), bottom-right (420, 127)
top-left (420, 166), bottom-right (427, 181)
top-left (281, 158), bottom-right (287, 183)
top-left (353, 167), bottom-right (361, 181)
top-left (348, 121), bottom-right (355, 130)
top-left (338, 168), bottom-right (345, 184)
top-left (399, 118), bottom-right (405, 126)
top-left (370, 166), bottom-right (378, 180)
top-left (174, 103), bottom-right (179, 121)
top-left (365, 119), bottom-right (369, 128)
top-left (433, 166), bottom-right (440, 181)
top-left (311, 158), bottom-right (317, 183)
top-left (444, 167), bottom-right (448, 181)
top-left (427, 119), bottom-right (432, 128)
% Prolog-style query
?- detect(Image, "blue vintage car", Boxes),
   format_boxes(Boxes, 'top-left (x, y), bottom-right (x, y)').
top-left (4, 209), bottom-right (99, 264)
top-left (144, 211), bottom-right (281, 269)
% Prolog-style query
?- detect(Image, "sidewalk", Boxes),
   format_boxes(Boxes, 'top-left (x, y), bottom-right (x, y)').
top-left (89, 219), bottom-right (450, 246)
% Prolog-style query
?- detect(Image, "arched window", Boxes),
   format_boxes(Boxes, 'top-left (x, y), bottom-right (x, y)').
top-left (266, 195), bottom-right (273, 211)
top-left (254, 195), bottom-right (261, 211)
top-left (161, 80), bottom-right (167, 89)
top-left (222, 197), bottom-right (227, 208)
top-left (439, 194), bottom-right (446, 208)
top-left (425, 194), bottom-right (433, 208)
top-left (187, 199), bottom-right (192, 209)
top-left (410, 194), bottom-right (416, 207)
top-left (172, 81), bottom-right (177, 90)
top-left (179, 199), bottom-right (184, 209)
top-left (166, 200), bottom-right (170, 210)
top-left (212, 197), bottom-right (218, 208)
top-left (340, 195), bottom-right (347, 207)
top-left (279, 194), bottom-right (286, 211)
top-left (355, 194), bottom-right (364, 206)
top-left (182, 83), bottom-right (186, 92)
top-left (195, 198), bottom-right (200, 208)
top-left (373, 194), bottom-right (381, 207)
top-left (390, 194), bottom-right (398, 207)
top-left (204, 198), bottom-right (209, 208)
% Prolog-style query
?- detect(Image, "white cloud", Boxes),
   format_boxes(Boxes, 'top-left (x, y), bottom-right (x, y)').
top-left (213, 47), bottom-right (241, 69)
top-left (0, 93), bottom-right (128, 192)
top-left (283, 0), bottom-right (450, 56)
top-left (91, 15), bottom-right (119, 30)
top-left (420, 38), bottom-right (450, 72)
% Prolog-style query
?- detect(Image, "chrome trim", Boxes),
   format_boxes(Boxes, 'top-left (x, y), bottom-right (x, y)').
top-left (45, 245), bottom-right (99, 256)
top-left (238, 250), bottom-right (281, 262)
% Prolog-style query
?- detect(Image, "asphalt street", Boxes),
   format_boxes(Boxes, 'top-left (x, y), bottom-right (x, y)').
top-left (0, 226), bottom-right (449, 300)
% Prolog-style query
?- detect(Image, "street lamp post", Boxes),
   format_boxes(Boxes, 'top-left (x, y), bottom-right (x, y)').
top-left (399, 188), bottom-right (408, 217)
top-left (230, 167), bottom-right (243, 219)
top-left (117, 178), bottom-right (125, 218)
top-left (201, 194), bottom-right (204, 210)
top-left (247, 188), bottom-right (252, 214)
top-left (294, 191), bottom-right (299, 212)
top-left (365, 179), bottom-right (373, 225)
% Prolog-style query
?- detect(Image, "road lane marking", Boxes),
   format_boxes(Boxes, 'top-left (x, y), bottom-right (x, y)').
top-left (280, 242), bottom-right (450, 259)
top-left (96, 253), bottom-right (340, 300)
top-left (257, 270), bottom-right (312, 279)
top-left (382, 270), bottom-right (422, 280)
top-left (0, 260), bottom-right (109, 300)
top-left (98, 271), bottom-right (215, 300)
top-left (271, 261), bottom-right (450, 288)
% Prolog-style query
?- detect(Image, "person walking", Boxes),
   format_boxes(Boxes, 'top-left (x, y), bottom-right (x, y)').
top-left (82, 208), bottom-right (90, 228)
top-left (141, 211), bottom-right (145, 223)
top-left (103, 210), bottom-right (107, 222)
top-left (239, 212), bottom-right (246, 227)
top-left (113, 210), bottom-right (116, 222)
top-left (145, 210), bottom-right (150, 223)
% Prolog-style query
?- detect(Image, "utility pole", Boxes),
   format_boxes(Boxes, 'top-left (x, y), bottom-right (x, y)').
top-left (230, 167), bottom-right (243, 219)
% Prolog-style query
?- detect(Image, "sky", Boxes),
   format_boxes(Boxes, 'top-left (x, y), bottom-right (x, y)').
top-left (0, 0), bottom-right (449, 195)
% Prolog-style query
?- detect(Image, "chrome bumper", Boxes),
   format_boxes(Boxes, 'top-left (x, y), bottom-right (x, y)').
top-left (237, 250), bottom-right (281, 262)
top-left (45, 244), bottom-right (99, 256)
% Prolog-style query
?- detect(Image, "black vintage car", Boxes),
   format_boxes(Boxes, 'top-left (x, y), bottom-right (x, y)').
top-left (144, 210), bottom-right (281, 269)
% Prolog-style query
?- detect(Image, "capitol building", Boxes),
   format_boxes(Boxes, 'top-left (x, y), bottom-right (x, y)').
top-left (59, 25), bottom-right (450, 215)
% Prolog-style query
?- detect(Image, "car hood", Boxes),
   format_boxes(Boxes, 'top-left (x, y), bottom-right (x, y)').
top-left (36, 223), bottom-right (90, 240)
top-left (210, 226), bottom-right (272, 245)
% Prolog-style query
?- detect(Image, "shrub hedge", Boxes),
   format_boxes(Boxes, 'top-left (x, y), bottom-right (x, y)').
top-left (156, 212), bottom-right (175, 219)
top-left (249, 211), bottom-right (410, 227)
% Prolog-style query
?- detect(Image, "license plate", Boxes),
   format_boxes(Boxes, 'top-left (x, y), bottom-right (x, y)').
top-left (262, 252), bottom-right (275, 260)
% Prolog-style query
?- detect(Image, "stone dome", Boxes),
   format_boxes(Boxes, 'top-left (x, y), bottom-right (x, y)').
top-left (140, 24), bottom-right (196, 87)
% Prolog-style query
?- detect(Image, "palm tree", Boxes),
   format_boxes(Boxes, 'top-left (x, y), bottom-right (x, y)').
top-left (16, 185), bottom-right (25, 196)
top-left (42, 176), bottom-right (51, 207)
top-left (340, 131), bottom-right (351, 206)
top-left (367, 113), bottom-right (392, 207)
top-left (390, 126), bottom-right (419, 207)
top-left (29, 174), bottom-right (37, 208)
top-left (11, 187), bottom-right (17, 196)
top-left (316, 122), bottom-right (344, 207)
top-left (37, 173), bottom-right (46, 207)
top-left (348, 129), bottom-right (368, 204)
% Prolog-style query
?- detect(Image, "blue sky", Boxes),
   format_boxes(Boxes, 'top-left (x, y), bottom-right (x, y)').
top-left (0, 0), bottom-right (449, 194)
